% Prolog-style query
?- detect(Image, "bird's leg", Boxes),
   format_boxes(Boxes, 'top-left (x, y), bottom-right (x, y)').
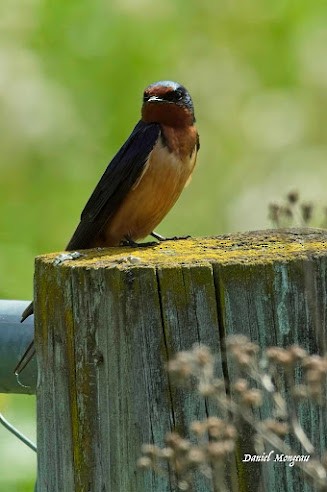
top-left (151, 231), bottom-right (191, 242)
top-left (151, 231), bottom-right (166, 241)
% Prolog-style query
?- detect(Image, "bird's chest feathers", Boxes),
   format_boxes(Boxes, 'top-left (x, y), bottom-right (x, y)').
top-left (134, 126), bottom-right (197, 192)
top-left (161, 124), bottom-right (198, 162)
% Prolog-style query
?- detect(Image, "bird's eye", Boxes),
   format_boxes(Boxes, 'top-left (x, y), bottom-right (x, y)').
top-left (175, 89), bottom-right (184, 100)
top-left (162, 89), bottom-right (184, 102)
top-left (162, 91), bottom-right (175, 101)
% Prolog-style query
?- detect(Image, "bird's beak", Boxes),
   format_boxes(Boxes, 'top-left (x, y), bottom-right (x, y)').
top-left (147, 95), bottom-right (165, 103)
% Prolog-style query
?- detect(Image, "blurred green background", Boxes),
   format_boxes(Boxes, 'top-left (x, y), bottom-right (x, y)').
top-left (1, 0), bottom-right (327, 489)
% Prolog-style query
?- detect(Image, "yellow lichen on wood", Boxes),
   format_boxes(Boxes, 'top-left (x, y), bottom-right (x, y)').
top-left (35, 228), bottom-right (327, 270)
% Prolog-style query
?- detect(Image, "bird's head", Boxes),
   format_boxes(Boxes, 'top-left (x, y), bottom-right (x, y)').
top-left (141, 80), bottom-right (195, 127)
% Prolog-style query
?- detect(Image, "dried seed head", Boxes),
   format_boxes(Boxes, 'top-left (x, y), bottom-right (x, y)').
top-left (212, 378), bottom-right (224, 391)
top-left (160, 447), bottom-right (175, 459)
top-left (137, 456), bottom-right (153, 469)
top-left (207, 416), bottom-right (224, 428)
top-left (223, 440), bottom-right (235, 453)
top-left (178, 439), bottom-right (192, 453)
top-left (265, 347), bottom-right (294, 366)
top-left (165, 432), bottom-right (182, 448)
top-left (230, 339), bottom-right (258, 356)
top-left (303, 355), bottom-right (326, 373)
top-left (227, 336), bottom-right (259, 367)
top-left (244, 342), bottom-right (260, 356)
top-left (307, 382), bottom-right (323, 400)
top-left (292, 384), bottom-right (308, 400)
top-left (178, 480), bottom-right (190, 491)
top-left (234, 378), bottom-right (249, 394)
top-left (226, 335), bottom-right (250, 348)
top-left (163, 432), bottom-right (191, 454)
top-left (289, 345), bottom-right (307, 361)
top-left (224, 425), bottom-right (237, 440)
top-left (207, 442), bottom-right (226, 459)
top-left (207, 440), bottom-right (235, 458)
top-left (301, 203), bottom-right (313, 223)
top-left (306, 369), bottom-right (324, 384)
top-left (242, 389), bottom-right (263, 407)
top-left (198, 382), bottom-right (216, 396)
top-left (235, 351), bottom-right (253, 367)
top-left (263, 419), bottom-right (289, 437)
top-left (192, 345), bottom-right (213, 366)
top-left (188, 448), bottom-right (206, 464)
top-left (141, 444), bottom-right (159, 457)
top-left (268, 203), bottom-right (280, 223)
top-left (168, 353), bottom-right (193, 380)
top-left (191, 420), bottom-right (206, 436)
top-left (287, 190), bottom-right (299, 203)
top-left (206, 417), bottom-right (225, 438)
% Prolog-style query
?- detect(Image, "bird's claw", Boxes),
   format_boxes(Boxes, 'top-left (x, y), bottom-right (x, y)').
top-left (151, 233), bottom-right (191, 242)
top-left (167, 235), bottom-right (191, 241)
top-left (121, 238), bottom-right (157, 248)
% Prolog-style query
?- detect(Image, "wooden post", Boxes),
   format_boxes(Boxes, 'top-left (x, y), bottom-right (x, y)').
top-left (35, 229), bottom-right (327, 492)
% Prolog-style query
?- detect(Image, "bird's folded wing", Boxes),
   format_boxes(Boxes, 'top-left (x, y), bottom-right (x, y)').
top-left (66, 120), bottom-right (161, 250)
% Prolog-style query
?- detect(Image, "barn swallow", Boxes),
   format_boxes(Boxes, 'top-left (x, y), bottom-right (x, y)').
top-left (14, 80), bottom-right (200, 376)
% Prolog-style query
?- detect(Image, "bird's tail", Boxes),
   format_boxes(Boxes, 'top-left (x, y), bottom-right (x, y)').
top-left (14, 341), bottom-right (35, 376)
top-left (21, 301), bottom-right (34, 322)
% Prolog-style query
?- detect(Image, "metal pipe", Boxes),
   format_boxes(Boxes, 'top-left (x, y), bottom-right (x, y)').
top-left (0, 412), bottom-right (37, 451)
top-left (0, 300), bottom-right (36, 394)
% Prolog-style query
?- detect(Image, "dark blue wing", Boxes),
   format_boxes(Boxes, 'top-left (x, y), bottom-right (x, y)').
top-left (66, 120), bottom-right (161, 250)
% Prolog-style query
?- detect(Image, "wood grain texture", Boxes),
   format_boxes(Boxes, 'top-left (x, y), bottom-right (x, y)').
top-left (34, 229), bottom-right (327, 491)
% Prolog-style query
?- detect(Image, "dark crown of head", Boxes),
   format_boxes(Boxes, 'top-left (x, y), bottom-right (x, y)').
top-left (143, 80), bottom-right (194, 113)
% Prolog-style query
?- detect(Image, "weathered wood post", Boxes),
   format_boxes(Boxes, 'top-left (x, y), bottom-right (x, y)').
top-left (35, 229), bottom-right (327, 492)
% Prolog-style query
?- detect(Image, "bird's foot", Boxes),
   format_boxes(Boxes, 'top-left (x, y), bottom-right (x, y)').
top-left (121, 237), bottom-right (157, 248)
top-left (53, 251), bottom-right (84, 266)
top-left (151, 232), bottom-right (191, 242)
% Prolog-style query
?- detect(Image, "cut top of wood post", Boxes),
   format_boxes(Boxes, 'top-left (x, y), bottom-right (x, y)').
top-left (35, 228), bottom-right (327, 269)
